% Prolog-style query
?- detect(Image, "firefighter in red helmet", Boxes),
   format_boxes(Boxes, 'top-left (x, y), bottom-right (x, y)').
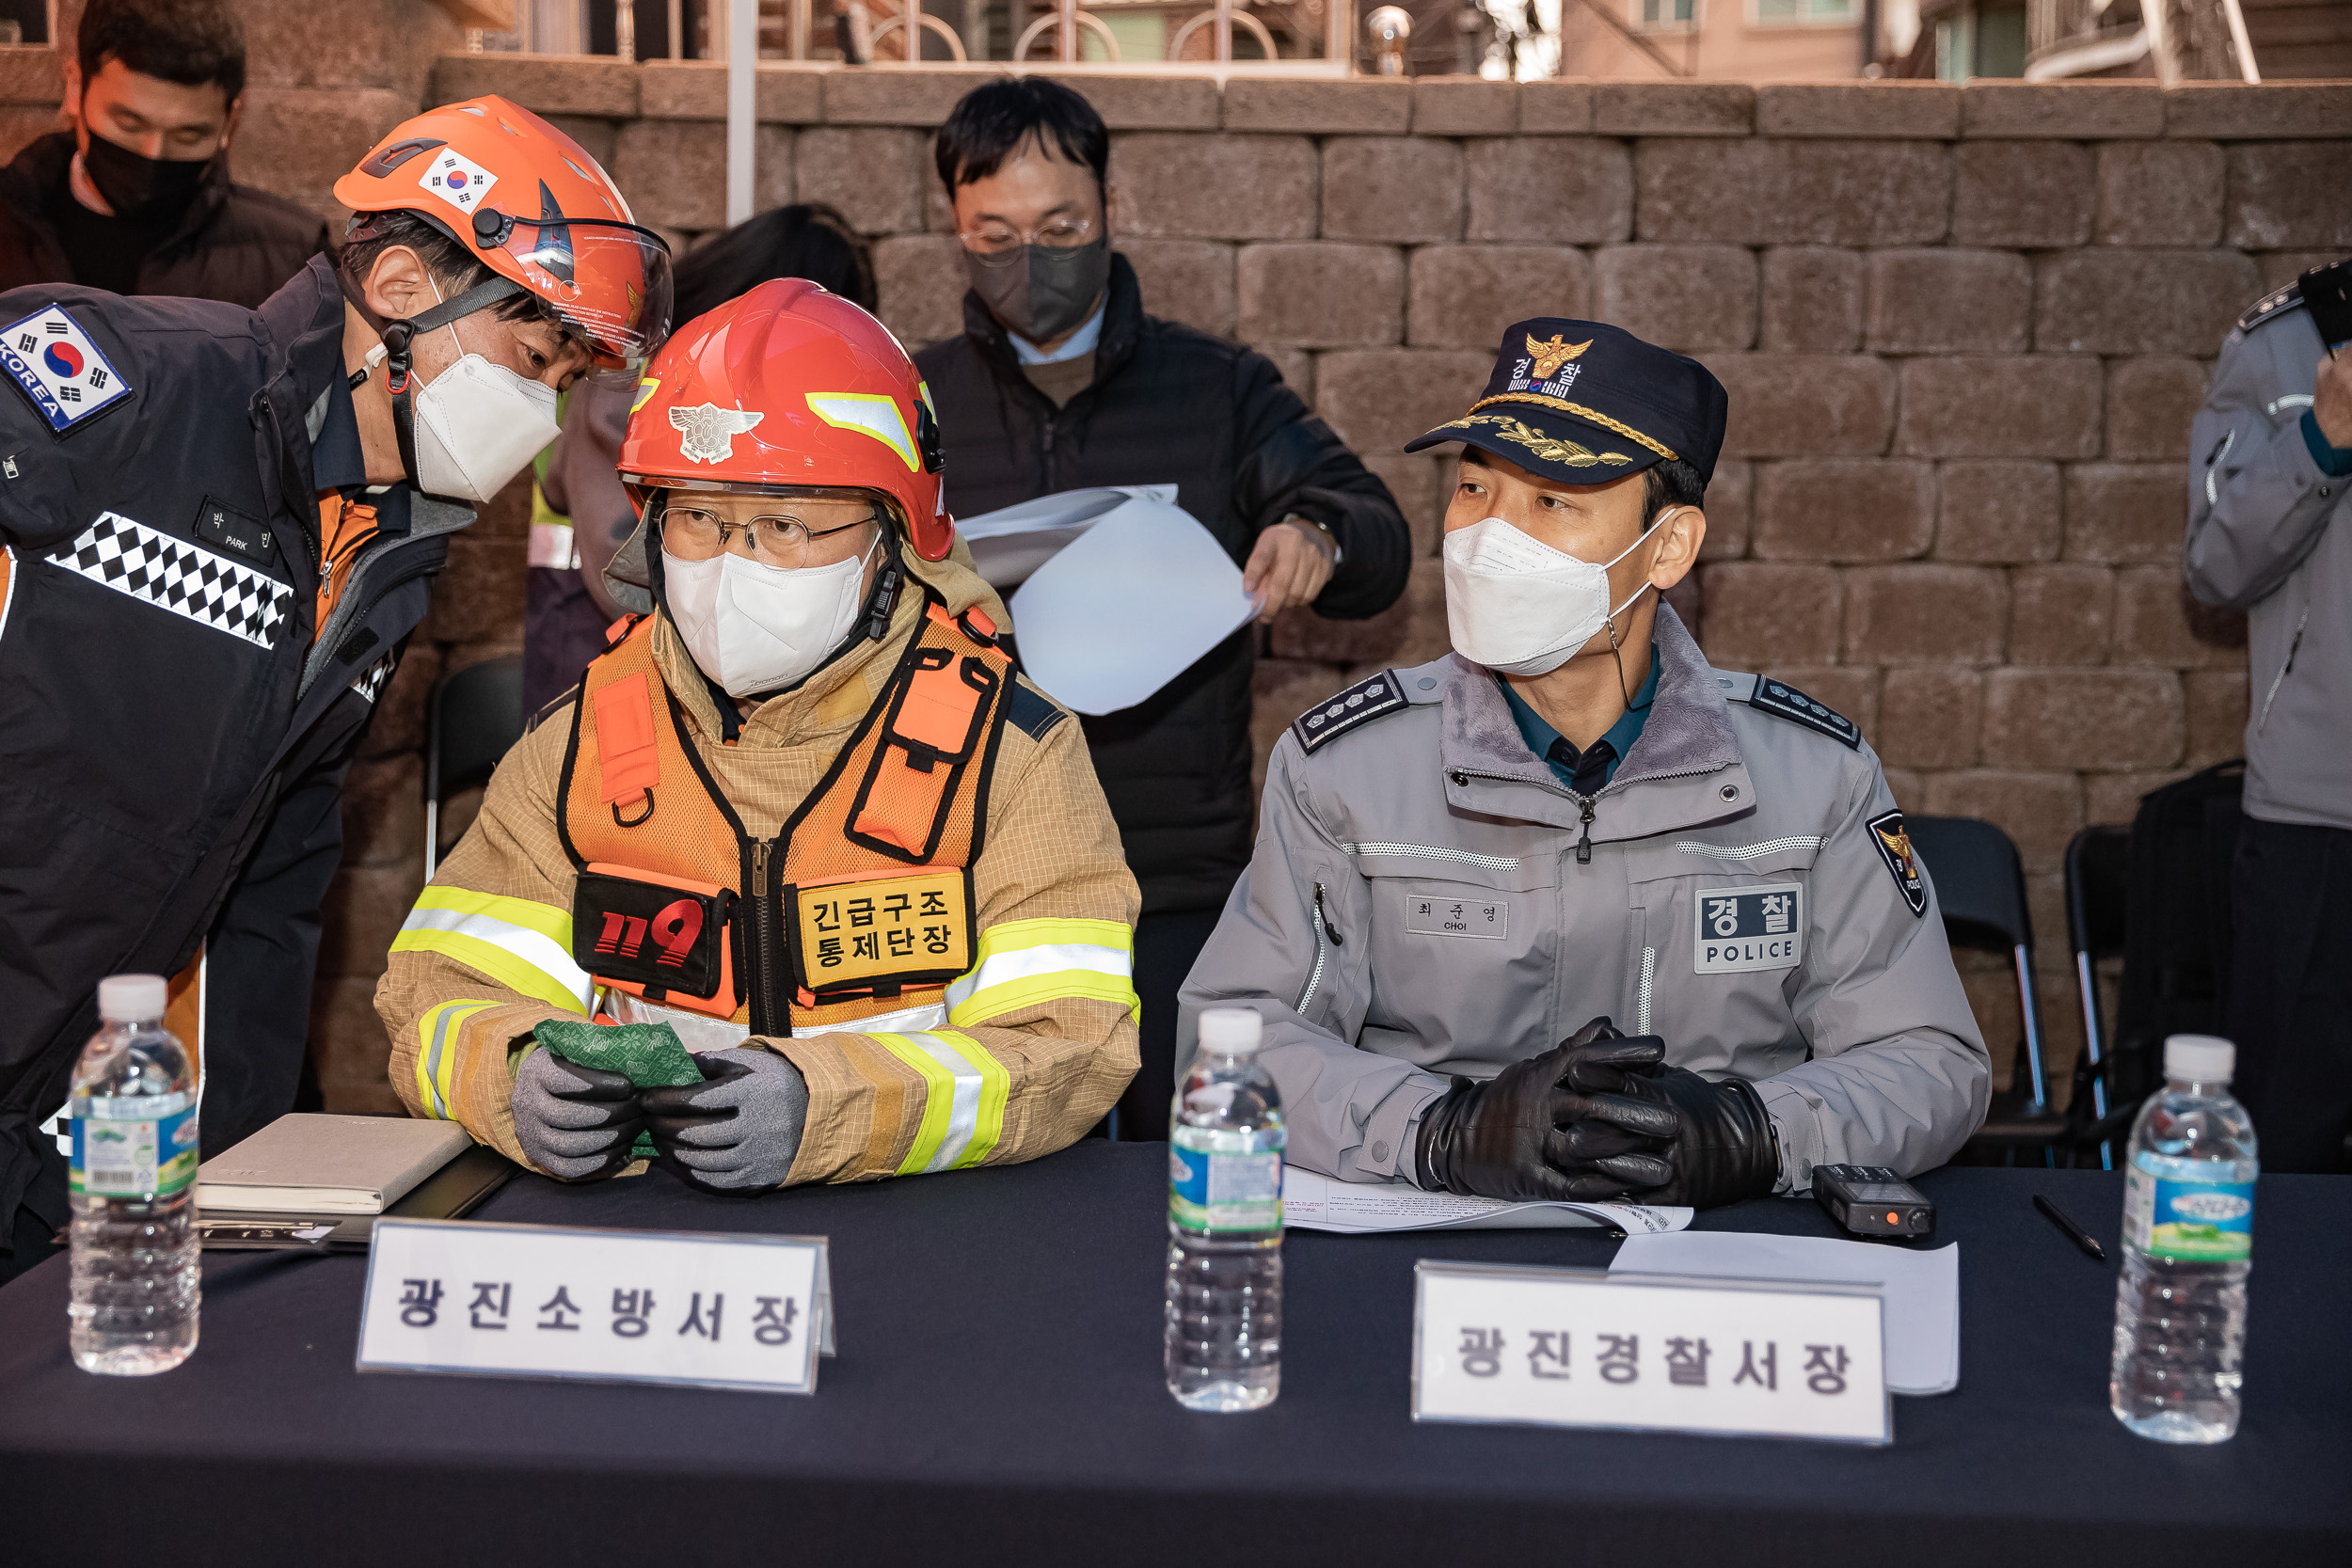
top-left (377, 280), bottom-right (1140, 1191)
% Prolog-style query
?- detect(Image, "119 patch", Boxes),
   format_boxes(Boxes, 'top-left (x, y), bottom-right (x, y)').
top-left (1693, 882), bottom-right (1804, 974)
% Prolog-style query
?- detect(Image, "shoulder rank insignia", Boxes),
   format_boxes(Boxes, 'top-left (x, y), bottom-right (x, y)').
top-left (1749, 676), bottom-right (1861, 750)
top-left (1293, 671), bottom-right (1407, 755)
top-left (1868, 810), bottom-right (1929, 918)
top-left (2236, 282), bottom-right (2302, 335)
top-left (1, 304), bottom-right (134, 434)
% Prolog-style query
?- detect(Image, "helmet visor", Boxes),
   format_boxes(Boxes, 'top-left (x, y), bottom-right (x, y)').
top-left (488, 214), bottom-right (674, 376)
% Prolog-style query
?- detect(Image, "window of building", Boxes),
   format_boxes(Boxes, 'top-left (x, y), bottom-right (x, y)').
top-left (1637, 0), bottom-right (1699, 28)
top-left (1753, 0), bottom-right (1855, 24)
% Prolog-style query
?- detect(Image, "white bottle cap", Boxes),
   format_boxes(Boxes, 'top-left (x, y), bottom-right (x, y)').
top-left (2165, 1034), bottom-right (2234, 1083)
top-left (97, 974), bottom-right (169, 1023)
top-left (1197, 1007), bottom-right (1264, 1056)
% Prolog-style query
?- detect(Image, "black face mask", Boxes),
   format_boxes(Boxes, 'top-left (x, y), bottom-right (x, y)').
top-left (80, 130), bottom-right (215, 227)
top-left (964, 237), bottom-right (1110, 348)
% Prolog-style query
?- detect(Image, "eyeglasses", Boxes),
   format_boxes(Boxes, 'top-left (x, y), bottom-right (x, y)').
top-left (662, 506), bottom-right (881, 568)
top-left (956, 215), bottom-right (1098, 268)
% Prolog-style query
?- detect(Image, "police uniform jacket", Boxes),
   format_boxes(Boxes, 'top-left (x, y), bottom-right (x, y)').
top-left (0, 256), bottom-right (469, 1246)
top-left (2186, 281), bottom-right (2352, 832)
top-left (374, 545), bottom-right (1141, 1184)
top-left (1179, 604), bottom-right (1991, 1193)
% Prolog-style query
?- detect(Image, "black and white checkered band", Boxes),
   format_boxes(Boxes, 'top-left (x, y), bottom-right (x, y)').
top-left (46, 511), bottom-right (292, 650)
top-left (351, 649), bottom-right (397, 704)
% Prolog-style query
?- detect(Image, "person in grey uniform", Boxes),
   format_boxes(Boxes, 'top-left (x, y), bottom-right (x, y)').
top-left (2187, 269), bottom-right (2352, 1174)
top-left (1178, 319), bottom-right (1989, 1208)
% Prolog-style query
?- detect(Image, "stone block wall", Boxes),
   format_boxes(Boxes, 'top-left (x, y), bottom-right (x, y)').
top-left (6, 25), bottom-right (2347, 1111)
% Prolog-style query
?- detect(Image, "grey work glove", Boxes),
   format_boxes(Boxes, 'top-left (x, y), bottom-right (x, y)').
top-left (510, 1049), bottom-right (644, 1181)
top-left (642, 1047), bottom-right (808, 1196)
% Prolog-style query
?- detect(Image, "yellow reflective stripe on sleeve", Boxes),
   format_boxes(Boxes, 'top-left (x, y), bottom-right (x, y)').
top-left (868, 1029), bottom-right (1009, 1175)
top-left (945, 917), bottom-right (1138, 1027)
top-left (414, 999), bottom-right (497, 1120)
top-left (392, 888), bottom-right (594, 1012)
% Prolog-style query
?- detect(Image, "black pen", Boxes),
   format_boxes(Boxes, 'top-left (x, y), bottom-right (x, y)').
top-left (2034, 1194), bottom-right (2107, 1261)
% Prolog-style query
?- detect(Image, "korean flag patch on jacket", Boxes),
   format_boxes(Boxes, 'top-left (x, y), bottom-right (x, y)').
top-left (1, 305), bottom-right (132, 433)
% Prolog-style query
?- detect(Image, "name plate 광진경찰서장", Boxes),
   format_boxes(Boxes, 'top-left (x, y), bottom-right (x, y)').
top-left (357, 1217), bottom-right (834, 1394)
top-left (1412, 1261), bottom-right (1889, 1443)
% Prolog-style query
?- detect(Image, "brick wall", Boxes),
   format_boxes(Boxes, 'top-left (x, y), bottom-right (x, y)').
top-left (8, 29), bottom-right (2349, 1110)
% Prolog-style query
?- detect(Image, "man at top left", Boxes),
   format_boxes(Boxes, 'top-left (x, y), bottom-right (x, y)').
top-left (0, 97), bottom-right (675, 1283)
top-left (0, 0), bottom-right (326, 305)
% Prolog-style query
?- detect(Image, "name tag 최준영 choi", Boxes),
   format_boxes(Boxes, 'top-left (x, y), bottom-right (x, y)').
top-left (357, 1217), bottom-right (834, 1394)
top-left (1412, 1261), bottom-right (1889, 1444)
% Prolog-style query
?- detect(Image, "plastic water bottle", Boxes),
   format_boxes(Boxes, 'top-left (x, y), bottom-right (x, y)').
top-left (1166, 1007), bottom-right (1284, 1412)
top-left (69, 974), bottom-right (200, 1375)
top-left (2109, 1033), bottom-right (2257, 1443)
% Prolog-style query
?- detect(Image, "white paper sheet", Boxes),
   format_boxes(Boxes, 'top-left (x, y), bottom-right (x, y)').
top-left (1610, 1231), bottom-right (1960, 1396)
top-left (1009, 495), bottom-right (1258, 715)
top-left (1280, 1165), bottom-right (1692, 1237)
top-left (954, 485), bottom-right (1177, 591)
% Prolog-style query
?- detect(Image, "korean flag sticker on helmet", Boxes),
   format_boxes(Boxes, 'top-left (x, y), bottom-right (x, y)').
top-left (418, 147), bottom-right (500, 215)
top-left (1, 305), bottom-right (132, 433)
top-left (1693, 882), bottom-right (1804, 974)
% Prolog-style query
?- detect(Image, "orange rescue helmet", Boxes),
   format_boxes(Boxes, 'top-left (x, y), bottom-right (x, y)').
top-left (619, 277), bottom-right (952, 562)
top-left (333, 96), bottom-right (673, 374)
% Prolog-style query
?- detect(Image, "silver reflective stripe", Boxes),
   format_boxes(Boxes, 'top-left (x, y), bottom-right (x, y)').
top-left (399, 903), bottom-right (596, 1009)
top-left (422, 1003), bottom-right (481, 1120)
top-left (1672, 835), bottom-right (1825, 862)
top-left (1343, 841), bottom-right (1521, 869)
top-left (2267, 393), bottom-right (2315, 414)
top-left (945, 942), bottom-right (1130, 1013)
top-left (1295, 886), bottom-right (1332, 1017)
top-left (902, 1031), bottom-right (986, 1173)
top-left (797, 999), bottom-right (947, 1038)
top-left (2206, 427), bottom-right (2235, 506)
top-left (1638, 947), bottom-right (1656, 1037)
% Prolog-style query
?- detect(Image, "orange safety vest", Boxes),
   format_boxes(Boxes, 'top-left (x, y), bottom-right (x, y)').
top-left (556, 589), bottom-right (1015, 1037)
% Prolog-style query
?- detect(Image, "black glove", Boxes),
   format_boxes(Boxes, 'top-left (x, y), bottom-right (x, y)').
top-left (1413, 1018), bottom-right (1680, 1201)
top-left (510, 1051), bottom-right (644, 1181)
top-left (1585, 1041), bottom-right (1780, 1210)
top-left (642, 1047), bottom-right (808, 1197)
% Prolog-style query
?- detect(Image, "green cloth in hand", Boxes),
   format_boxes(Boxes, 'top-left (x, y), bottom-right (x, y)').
top-left (534, 1019), bottom-right (702, 1163)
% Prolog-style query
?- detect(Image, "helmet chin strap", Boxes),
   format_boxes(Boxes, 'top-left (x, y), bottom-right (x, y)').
top-left (359, 273), bottom-right (524, 488)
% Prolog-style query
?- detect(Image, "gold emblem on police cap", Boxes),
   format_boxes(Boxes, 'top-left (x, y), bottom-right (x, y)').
top-left (1524, 334), bottom-right (1592, 381)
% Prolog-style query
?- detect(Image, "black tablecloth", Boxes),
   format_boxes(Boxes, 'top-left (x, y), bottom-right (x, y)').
top-left (2, 1147), bottom-right (2344, 1567)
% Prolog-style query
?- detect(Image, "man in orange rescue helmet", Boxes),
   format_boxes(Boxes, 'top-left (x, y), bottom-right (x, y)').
top-left (0, 96), bottom-right (668, 1280)
top-left (375, 280), bottom-right (1141, 1192)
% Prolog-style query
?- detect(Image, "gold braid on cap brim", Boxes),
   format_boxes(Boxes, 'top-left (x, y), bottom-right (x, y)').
top-left (1463, 394), bottom-right (1680, 464)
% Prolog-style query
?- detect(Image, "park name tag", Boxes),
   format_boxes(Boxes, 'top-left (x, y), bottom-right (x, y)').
top-left (1412, 1261), bottom-right (1889, 1444)
top-left (357, 1218), bottom-right (835, 1395)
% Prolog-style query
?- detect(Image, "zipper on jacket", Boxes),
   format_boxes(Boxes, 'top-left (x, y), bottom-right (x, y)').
top-left (1574, 799), bottom-right (1596, 865)
top-left (748, 837), bottom-right (787, 1037)
top-left (1295, 879), bottom-right (1335, 1016)
top-left (2255, 603), bottom-right (2310, 736)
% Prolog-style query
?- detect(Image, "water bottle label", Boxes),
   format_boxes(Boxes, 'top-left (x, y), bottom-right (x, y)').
top-left (70, 1092), bottom-right (199, 1199)
top-left (1168, 1136), bottom-right (1285, 1234)
top-left (2123, 1166), bottom-right (2252, 1262)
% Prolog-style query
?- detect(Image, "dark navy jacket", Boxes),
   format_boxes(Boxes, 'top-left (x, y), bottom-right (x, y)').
top-left (0, 255), bottom-right (470, 1262)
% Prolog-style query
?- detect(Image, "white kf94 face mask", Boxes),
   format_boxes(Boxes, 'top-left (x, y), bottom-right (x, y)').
top-left (1441, 510), bottom-right (1678, 678)
top-left (369, 274), bottom-right (564, 504)
top-left (661, 532), bottom-right (878, 699)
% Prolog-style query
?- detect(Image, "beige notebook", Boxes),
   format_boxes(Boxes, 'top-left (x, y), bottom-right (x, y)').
top-left (196, 1114), bottom-right (473, 1216)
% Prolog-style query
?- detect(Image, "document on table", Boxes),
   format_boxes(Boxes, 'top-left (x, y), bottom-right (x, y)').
top-left (1611, 1231), bottom-right (1961, 1396)
top-left (1280, 1165), bottom-right (1692, 1236)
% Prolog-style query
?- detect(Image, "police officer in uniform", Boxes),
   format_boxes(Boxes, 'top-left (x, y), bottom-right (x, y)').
top-left (2188, 270), bottom-right (2352, 1173)
top-left (1179, 320), bottom-right (1989, 1207)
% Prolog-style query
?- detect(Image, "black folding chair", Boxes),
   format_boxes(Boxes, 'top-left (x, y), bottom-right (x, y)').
top-left (1905, 815), bottom-right (2061, 1164)
top-left (2063, 826), bottom-right (2131, 1169)
top-left (423, 656), bottom-right (525, 880)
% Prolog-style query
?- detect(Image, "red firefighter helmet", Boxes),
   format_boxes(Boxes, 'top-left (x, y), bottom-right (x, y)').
top-left (619, 278), bottom-right (952, 562)
top-left (333, 96), bottom-right (673, 373)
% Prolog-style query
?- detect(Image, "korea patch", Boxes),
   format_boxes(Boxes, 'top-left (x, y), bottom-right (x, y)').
top-left (416, 146), bottom-right (500, 216)
top-left (1693, 882), bottom-right (1804, 974)
top-left (1867, 810), bottom-right (1929, 919)
top-left (1, 305), bottom-right (132, 433)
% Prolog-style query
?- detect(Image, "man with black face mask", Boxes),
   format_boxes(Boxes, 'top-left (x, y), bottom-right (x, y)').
top-left (916, 78), bottom-right (1412, 1141)
top-left (0, 0), bottom-right (326, 308)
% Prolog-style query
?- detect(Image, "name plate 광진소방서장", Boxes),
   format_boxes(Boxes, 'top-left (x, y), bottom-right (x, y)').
top-left (357, 1217), bottom-right (834, 1394)
top-left (1412, 1261), bottom-right (1889, 1444)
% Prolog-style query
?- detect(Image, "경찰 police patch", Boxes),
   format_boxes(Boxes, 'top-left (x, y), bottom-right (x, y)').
top-left (1293, 670), bottom-right (1406, 754)
top-left (1868, 810), bottom-right (1929, 918)
top-left (1693, 882), bottom-right (1804, 974)
top-left (1, 305), bottom-right (133, 434)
